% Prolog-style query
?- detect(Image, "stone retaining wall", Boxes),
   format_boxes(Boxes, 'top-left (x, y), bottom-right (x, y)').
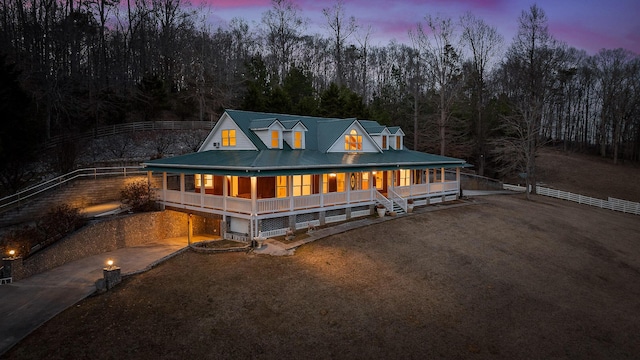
top-left (11, 210), bottom-right (209, 281)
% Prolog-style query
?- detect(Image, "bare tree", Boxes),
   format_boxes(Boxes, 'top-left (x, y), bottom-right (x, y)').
top-left (261, 0), bottom-right (306, 85)
top-left (411, 15), bottom-right (463, 156)
top-left (459, 12), bottom-right (503, 175)
top-left (322, 0), bottom-right (357, 86)
top-left (496, 4), bottom-right (564, 198)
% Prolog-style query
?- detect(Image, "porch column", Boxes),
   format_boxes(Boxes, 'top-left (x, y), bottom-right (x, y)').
top-left (288, 175), bottom-right (294, 211)
top-left (370, 171), bottom-right (374, 201)
top-left (320, 174), bottom-right (325, 207)
top-left (409, 170), bottom-right (414, 197)
top-left (456, 167), bottom-right (461, 196)
top-left (346, 172), bottom-right (351, 204)
top-left (180, 173), bottom-right (185, 204)
top-left (147, 171), bottom-right (152, 188)
top-left (441, 168), bottom-right (445, 183)
top-left (162, 172), bottom-right (167, 201)
top-left (251, 177), bottom-right (257, 216)
top-left (223, 176), bottom-right (228, 213)
top-left (200, 174), bottom-right (205, 207)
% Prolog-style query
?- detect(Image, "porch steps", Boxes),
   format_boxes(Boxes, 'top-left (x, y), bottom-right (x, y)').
top-left (392, 202), bottom-right (406, 215)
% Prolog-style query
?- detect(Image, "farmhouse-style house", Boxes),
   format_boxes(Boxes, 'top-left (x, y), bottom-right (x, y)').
top-left (142, 110), bottom-right (467, 241)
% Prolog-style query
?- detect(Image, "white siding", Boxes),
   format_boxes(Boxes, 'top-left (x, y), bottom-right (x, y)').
top-left (326, 122), bottom-right (381, 153)
top-left (253, 122), bottom-right (285, 149)
top-left (199, 114), bottom-right (257, 151)
top-left (283, 123), bottom-right (307, 149)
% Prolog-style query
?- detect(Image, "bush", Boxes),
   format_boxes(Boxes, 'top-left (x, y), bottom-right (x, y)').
top-left (121, 180), bottom-right (155, 212)
top-left (1, 204), bottom-right (85, 257)
top-left (37, 204), bottom-right (86, 245)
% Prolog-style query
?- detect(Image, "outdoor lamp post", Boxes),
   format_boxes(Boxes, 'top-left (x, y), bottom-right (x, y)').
top-left (103, 259), bottom-right (121, 290)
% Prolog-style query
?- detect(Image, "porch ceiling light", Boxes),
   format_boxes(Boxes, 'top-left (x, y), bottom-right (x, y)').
top-left (329, 173), bottom-right (337, 177)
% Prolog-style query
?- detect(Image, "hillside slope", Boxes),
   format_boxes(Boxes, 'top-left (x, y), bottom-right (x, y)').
top-left (537, 148), bottom-right (640, 202)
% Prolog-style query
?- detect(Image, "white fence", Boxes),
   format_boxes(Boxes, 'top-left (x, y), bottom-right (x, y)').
top-left (45, 121), bottom-right (214, 148)
top-left (503, 184), bottom-right (640, 216)
top-left (0, 166), bottom-right (146, 212)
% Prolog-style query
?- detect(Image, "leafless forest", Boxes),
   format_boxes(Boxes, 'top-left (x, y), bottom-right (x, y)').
top-left (1, 0), bottom-right (639, 193)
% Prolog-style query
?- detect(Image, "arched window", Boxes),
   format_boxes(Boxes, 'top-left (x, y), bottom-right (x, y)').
top-left (344, 129), bottom-right (362, 151)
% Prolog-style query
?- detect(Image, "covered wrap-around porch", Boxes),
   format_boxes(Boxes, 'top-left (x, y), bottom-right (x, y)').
top-left (153, 167), bottom-right (460, 241)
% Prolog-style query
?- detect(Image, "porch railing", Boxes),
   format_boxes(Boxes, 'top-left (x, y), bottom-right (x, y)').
top-left (388, 188), bottom-right (407, 212)
top-left (160, 181), bottom-right (459, 215)
top-left (0, 166), bottom-right (146, 213)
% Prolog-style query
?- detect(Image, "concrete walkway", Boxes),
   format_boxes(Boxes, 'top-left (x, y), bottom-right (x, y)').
top-left (0, 236), bottom-right (197, 356)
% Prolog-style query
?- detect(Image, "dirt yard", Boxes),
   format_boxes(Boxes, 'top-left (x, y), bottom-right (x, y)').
top-left (4, 191), bottom-right (640, 359)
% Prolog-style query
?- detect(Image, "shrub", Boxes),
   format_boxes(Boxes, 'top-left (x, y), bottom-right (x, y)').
top-left (121, 180), bottom-right (155, 212)
top-left (1, 204), bottom-right (85, 257)
top-left (36, 204), bottom-right (86, 247)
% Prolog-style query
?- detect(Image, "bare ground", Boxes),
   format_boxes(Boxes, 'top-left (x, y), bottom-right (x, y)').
top-left (3, 150), bottom-right (640, 359)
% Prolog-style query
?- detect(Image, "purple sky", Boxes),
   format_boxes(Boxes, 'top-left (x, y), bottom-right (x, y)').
top-left (200, 0), bottom-right (640, 55)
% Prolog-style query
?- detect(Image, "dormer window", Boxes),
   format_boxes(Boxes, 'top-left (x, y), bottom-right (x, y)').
top-left (271, 130), bottom-right (280, 148)
top-left (222, 129), bottom-right (236, 147)
top-left (345, 129), bottom-right (362, 151)
top-left (396, 135), bottom-right (402, 149)
top-left (382, 135), bottom-right (387, 149)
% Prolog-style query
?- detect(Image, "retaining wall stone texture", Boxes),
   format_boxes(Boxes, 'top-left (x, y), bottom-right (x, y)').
top-left (14, 210), bottom-right (194, 281)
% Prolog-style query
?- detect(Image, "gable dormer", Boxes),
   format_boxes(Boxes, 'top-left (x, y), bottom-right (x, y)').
top-left (250, 118), bottom-right (285, 149)
top-left (281, 120), bottom-right (308, 149)
top-left (199, 112), bottom-right (256, 151)
top-left (326, 120), bottom-right (380, 153)
top-left (388, 127), bottom-right (405, 150)
top-left (359, 120), bottom-right (392, 150)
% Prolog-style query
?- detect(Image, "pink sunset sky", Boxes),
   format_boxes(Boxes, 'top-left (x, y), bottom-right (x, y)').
top-left (197, 0), bottom-right (640, 55)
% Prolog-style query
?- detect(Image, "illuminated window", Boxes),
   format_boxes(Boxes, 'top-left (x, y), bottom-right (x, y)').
top-left (228, 176), bottom-right (239, 196)
top-left (361, 173), bottom-right (369, 190)
top-left (276, 176), bottom-right (287, 198)
top-left (294, 131), bottom-right (302, 149)
top-left (271, 130), bottom-right (279, 148)
top-left (344, 129), bottom-right (362, 151)
top-left (399, 169), bottom-right (410, 186)
top-left (336, 173), bottom-right (345, 192)
top-left (195, 174), bottom-right (213, 188)
top-left (396, 135), bottom-right (401, 149)
top-left (322, 173), bottom-right (345, 193)
top-left (382, 136), bottom-right (387, 149)
top-left (292, 175), bottom-right (312, 196)
top-left (221, 129), bottom-right (236, 147)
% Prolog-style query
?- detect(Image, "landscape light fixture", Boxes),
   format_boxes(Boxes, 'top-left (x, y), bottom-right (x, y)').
top-left (9, 250), bottom-right (15, 257)
top-left (106, 259), bottom-right (114, 270)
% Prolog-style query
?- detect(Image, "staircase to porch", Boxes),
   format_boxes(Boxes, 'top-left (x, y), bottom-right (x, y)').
top-left (375, 190), bottom-right (407, 215)
top-left (391, 202), bottom-right (406, 215)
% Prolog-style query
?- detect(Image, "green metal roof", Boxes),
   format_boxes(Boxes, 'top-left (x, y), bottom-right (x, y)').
top-left (143, 110), bottom-right (469, 176)
top-left (143, 149), bottom-right (467, 177)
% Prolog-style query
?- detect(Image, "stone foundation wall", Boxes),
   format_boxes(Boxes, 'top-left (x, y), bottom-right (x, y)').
top-left (13, 210), bottom-right (203, 281)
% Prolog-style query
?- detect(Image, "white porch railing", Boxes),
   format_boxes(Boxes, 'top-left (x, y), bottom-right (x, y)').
top-left (388, 188), bottom-right (407, 212)
top-left (375, 191), bottom-right (393, 211)
top-left (160, 180), bottom-right (460, 215)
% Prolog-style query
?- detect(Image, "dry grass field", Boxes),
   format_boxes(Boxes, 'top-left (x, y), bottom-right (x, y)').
top-left (3, 149), bottom-right (640, 359)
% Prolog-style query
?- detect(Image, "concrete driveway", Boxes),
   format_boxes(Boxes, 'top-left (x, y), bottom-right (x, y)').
top-left (0, 238), bottom-right (190, 356)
